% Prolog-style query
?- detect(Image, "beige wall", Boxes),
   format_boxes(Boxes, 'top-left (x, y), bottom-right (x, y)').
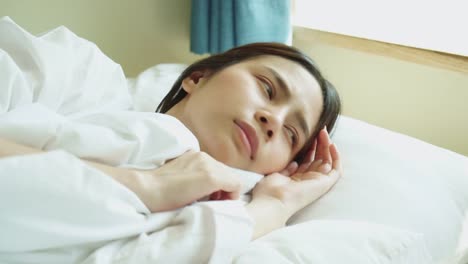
top-left (0, 0), bottom-right (203, 77)
top-left (1, 1), bottom-right (467, 156)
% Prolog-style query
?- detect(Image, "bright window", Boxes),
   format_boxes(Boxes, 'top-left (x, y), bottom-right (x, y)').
top-left (293, 0), bottom-right (468, 56)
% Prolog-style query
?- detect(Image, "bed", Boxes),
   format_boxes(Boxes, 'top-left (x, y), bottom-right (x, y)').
top-left (1, 16), bottom-right (468, 264)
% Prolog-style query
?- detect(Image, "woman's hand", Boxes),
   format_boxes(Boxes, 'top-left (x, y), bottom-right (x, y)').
top-left (246, 128), bottom-right (342, 239)
top-left (135, 150), bottom-right (243, 213)
top-left (0, 137), bottom-right (242, 213)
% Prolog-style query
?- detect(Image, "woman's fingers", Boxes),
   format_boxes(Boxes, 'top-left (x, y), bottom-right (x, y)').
top-left (296, 162), bottom-right (310, 174)
top-left (305, 143), bottom-right (341, 176)
top-left (315, 128), bottom-right (332, 164)
top-left (251, 143), bottom-right (343, 220)
top-left (318, 161), bottom-right (332, 174)
top-left (307, 159), bottom-right (322, 171)
top-left (213, 168), bottom-right (242, 194)
top-left (280, 161), bottom-right (298, 176)
top-left (210, 189), bottom-right (240, 201)
top-left (295, 139), bottom-right (317, 174)
top-left (297, 128), bottom-right (334, 175)
top-left (304, 145), bottom-right (341, 189)
top-left (329, 143), bottom-right (342, 175)
top-left (303, 139), bottom-right (317, 163)
top-left (315, 129), bottom-right (333, 174)
top-left (180, 151), bottom-right (242, 201)
top-left (309, 144), bottom-right (341, 181)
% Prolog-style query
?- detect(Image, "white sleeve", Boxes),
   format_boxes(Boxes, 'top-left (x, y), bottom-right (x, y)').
top-left (0, 151), bottom-right (253, 264)
top-left (0, 16), bottom-right (131, 115)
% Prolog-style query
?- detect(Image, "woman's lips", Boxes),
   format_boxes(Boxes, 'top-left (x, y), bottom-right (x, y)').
top-left (234, 120), bottom-right (259, 160)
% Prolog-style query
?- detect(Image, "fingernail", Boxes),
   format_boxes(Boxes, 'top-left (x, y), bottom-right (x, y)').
top-left (322, 162), bottom-right (331, 173)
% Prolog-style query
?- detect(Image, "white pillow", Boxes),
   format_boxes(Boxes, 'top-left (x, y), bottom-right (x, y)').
top-left (234, 220), bottom-right (433, 264)
top-left (289, 116), bottom-right (468, 263)
top-left (127, 63), bottom-right (187, 112)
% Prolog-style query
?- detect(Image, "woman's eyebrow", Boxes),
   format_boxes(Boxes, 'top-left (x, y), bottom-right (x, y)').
top-left (264, 66), bottom-right (311, 139)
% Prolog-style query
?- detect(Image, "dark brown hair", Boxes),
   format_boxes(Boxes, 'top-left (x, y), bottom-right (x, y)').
top-left (156, 42), bottom-right (341, 163)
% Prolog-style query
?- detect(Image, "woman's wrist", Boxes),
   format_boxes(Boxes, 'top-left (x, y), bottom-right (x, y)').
top-left (245, 196), bottom-right (290, 240)
top-left (86, 161), bottom-right (164, 212)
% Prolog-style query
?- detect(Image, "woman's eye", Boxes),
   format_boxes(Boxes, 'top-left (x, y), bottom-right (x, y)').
top-left (259, 78), bottom-right (274, 99)
top-left (286, 126), bottom-right (298, 146)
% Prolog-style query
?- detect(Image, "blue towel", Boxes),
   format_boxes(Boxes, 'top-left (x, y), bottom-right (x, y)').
top-left (191, 0), bottom-right (291, 54)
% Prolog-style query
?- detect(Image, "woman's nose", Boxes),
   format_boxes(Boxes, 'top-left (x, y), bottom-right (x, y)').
top-left (255, 110), bottom-right (281, 139)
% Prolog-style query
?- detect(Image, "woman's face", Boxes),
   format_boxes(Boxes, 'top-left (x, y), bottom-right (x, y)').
top-left (168, 55), bottom-right (323, 174)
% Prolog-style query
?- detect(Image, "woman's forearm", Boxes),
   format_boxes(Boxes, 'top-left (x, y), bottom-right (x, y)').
top-left (83, 160), bottom-right (156, 207)
top-left (0, 138), bottom-right (138, 180)
top-left (0, 138), bottom-right (42, 157)
top-left (0, 138), bottom-right (154, 208)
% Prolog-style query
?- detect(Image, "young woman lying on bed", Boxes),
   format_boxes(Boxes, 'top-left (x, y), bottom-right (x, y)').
top-left (141, 42), bottom-right (343, 228)
top-left (0, 17), bottom-right (341, 263)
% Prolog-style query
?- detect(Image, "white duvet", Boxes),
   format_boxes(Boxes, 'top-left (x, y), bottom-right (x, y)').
top-left (0, 16), bottom-right (261, 264)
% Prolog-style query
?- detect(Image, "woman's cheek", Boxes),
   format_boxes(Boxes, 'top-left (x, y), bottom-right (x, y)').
top-left (265, 144), bottom-right (290, 172)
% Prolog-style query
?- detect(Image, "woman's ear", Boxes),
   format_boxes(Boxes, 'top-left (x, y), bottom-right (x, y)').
top-left (181, 71), bottom-right (206, 94)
